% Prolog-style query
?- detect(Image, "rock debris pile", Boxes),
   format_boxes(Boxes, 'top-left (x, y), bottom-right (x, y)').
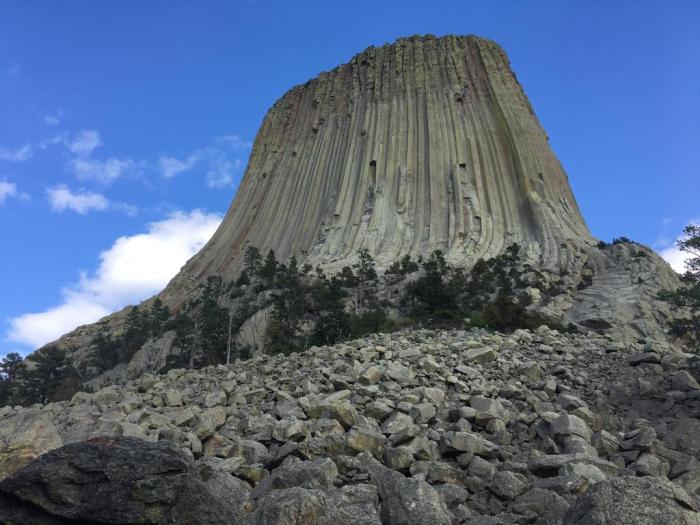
top-left (1, 327), bottom-right (699, 524)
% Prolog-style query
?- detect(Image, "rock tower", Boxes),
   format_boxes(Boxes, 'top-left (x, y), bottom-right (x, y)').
top-left (165, 34), bottom-right (594, 300)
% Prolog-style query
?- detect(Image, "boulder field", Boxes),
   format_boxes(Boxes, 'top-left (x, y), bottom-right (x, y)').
top-left (1, 327), bottom-right (699, 523)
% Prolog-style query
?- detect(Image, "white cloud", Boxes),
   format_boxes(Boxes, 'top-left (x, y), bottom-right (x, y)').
top-left (70, 157), bottom-right (134, 185)
top-left (39, 134), bottom-right (65, 150)
top-left (0, 144), bottom-right (33, 162)
top-left (0, 180), bottom-right (30, 204)
top-left (659, 219), bottom-right (699, 274)
top-left (159, 154), bottom-right (200, 178)
top-left (47, 185), bottom-right (110, 214)
top-left (111, 202), bottom-right (139, 217)
top-left (68, 130), bottom-right (101, 156)
top-left (7, 296), bottom-right (112, 351)
top-left (7, 210), bottom-right (222, 349)
top-left (660, 245), bottom-right (692, 274)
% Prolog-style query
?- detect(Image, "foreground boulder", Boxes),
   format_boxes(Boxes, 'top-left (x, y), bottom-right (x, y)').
top-left (360, 452), bottom-right (451, 525)
top-left (0, 436), bottom-right (236, 524)
top-left (564, 476), bottom-right (700, 524)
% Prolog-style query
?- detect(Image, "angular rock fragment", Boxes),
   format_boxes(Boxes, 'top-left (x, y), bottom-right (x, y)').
top-left (359, 452), bottom-right (451, 525)
top-left (564, 476), bottom-right (700, 524)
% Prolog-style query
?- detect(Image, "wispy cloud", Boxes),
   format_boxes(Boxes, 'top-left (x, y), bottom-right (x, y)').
top-left (159, 154), bottom-right (200, 178)
top-left (47, 185), bottom-right (110, 214)
top-left (47, 184), bottom-right (137, 216)
top-left (159, 134), bottom-right (251, 189)
top-left (39, 134), bottom-right (66, 150)
top-left (68, 130), bottom-right (102, 156)
top-left (70, 157), bottom-right (134, 185)
top-left (43, 111), bottom-right (64, 127)
top-left (0, 180), bottom-right (30, 204)
top-left (7, 210), bottom-right (222, 349)
top-left (0, 144), bottom-right (33, 162)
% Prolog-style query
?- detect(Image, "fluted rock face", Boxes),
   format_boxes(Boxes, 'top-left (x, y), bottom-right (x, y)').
top-left (39, 34), bottom-right (682, 372)
top-left (166, 34), bottom-right (593, 296)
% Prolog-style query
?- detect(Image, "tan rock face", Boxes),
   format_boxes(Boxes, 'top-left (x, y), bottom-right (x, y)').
top-left (0, 412), bottom-right (63, 481)
top-left (162, 34), bottom-right (593, 303)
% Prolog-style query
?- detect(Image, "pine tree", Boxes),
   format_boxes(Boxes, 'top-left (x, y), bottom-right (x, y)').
top-left (21, 346), bottom-right (81, 404)
top-left (198, 276), bottom-right (229, 366)
top-left (310, 277), bottom-right (349, 345)
top-left (244, 245), bottom-right (262, 276)
top-left (164, 311), bottom-right (195, 371)
top-left (352, 249), bottom-right (377, 314)
top-left (149, 298), bottom-right (170, 335)
top-left (400, 254), bottom-right (419, 275)
top-left (463, 258), bottom-right (496, 311)
top-left (121, 306), bottom-right (149, 362)
top-left (235, 271), bottom-right (251, 287)
top-left (0, 352), bottom-right (25, 406)
top-left (386, 254), bottom-right (420, 276)
top-left (406, 250), bottom-right (457, 324)
top-left (337, 266), bottom-right (358, 288)
top-left (126, 305), bottom-right (145, 331)
top-left (259, 249), bottom-right (279, 286)
top-left (267, 257), bottom-right (307, 354)
top-left (92, 333), bottom-right (120, 372)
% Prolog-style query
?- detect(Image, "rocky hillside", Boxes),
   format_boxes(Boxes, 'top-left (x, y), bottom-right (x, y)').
top-left (2, 327), bottom-right (698, 523)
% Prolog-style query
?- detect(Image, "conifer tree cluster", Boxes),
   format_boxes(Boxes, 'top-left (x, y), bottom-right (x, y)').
top-left (92, 298), bottom-right (172, 372)
top-left (0, 346), bottom-right (81, 406)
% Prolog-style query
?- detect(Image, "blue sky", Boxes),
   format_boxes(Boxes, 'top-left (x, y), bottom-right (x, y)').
top-left (1, 0), bottom-right (698, 357)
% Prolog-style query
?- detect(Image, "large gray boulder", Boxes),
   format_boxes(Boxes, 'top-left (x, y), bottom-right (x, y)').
top-left (564, 476), bottom-right (700, 524)
top-left (0, 436), bottom-right (238, 524)
top-left (359, 452), bottom-right (451, 525)
top-left (244, 487), bottom-right (324, 525)
top-left (251, 457), bottom-right (338, 499)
